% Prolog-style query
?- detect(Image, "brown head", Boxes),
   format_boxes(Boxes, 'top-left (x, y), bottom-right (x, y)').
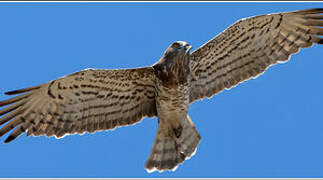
top-left (154, 41), bottom-right (192, 67)
top-left (153, 41), bottom-right (193, 86)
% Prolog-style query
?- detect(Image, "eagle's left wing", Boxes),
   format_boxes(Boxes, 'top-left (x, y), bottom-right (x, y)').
top-left (189, 8), bottom-right (323, 103)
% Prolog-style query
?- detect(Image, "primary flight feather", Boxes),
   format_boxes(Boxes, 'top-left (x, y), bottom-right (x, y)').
top-left (0, 8), bottom-right (322, 172)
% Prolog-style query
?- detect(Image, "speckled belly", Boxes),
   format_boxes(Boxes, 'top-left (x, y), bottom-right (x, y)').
top-left (155, 82), bottom-right (189, 126)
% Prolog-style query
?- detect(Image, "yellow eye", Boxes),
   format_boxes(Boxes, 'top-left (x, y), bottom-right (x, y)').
top-left (173, 42), bottom-right (180, 49)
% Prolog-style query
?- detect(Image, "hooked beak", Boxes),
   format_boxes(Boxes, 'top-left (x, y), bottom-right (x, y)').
top-left (185, 44), bottom-right (192, 51)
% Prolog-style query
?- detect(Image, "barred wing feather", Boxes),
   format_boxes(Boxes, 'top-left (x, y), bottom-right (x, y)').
top-left (0, 67), bottom-right (157, 143)
top-left (189, 8), bottom-right (323, 103)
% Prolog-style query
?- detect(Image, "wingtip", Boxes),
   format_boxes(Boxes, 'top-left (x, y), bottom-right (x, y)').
top-left (4, 86), bottom-right (40, 95)
top-left (318, 39), bottom-right (323, 45)
top-left (5, 89), bottom-right (26, 95)
top-left (4, 135), bottom-right (15, 143)
top-left (4, 91), bottom-right (15, 95)
top-left (291, 8), bottom-right (323, 14)
top-left (311, 8), bottom-right (323, 11)
top-left (307, 8), bottom-right (323, 11)
top-left (295, 8), bottom-right (323, 14)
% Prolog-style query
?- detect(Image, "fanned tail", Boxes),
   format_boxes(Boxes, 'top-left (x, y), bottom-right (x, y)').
top-left (145, 115), bottom-right (201, 173)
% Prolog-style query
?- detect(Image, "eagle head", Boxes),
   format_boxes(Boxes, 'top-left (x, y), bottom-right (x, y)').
top-left (153, 41), bottom-right (193, 84)
top-left (154, 41), bottom-right (192, 67)
top-left (165, 41), bottom-right (192, 57)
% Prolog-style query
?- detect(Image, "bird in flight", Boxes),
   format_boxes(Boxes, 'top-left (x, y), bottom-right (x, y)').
top-left (0, 8), bottom-right (322, 173)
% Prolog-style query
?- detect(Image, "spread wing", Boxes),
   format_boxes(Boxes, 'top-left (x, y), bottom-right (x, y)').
top-left (0, 67), bottom-right (157, 143)
top-left (189, 8), bottom-right (323, 103)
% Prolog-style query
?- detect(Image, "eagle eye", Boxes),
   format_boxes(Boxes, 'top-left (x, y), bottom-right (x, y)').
top-left (172, 42), bottom-right (180, 49)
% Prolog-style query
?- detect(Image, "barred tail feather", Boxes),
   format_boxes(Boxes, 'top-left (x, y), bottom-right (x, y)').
top-left (145, 115), bottom-right (201, 173)
top-left (177, 115), bottom-right (201, 158)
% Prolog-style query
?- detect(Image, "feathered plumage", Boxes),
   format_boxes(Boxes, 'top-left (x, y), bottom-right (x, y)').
top-left (0, 8), bottom-right (322, 172)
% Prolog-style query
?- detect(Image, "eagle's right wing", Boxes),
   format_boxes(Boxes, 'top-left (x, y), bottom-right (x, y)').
top-left (0, 67), bottom-right (157, 143)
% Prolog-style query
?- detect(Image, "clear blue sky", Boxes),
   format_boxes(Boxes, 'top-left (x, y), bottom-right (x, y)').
top-left (0, 2), bottom-right (323, 178)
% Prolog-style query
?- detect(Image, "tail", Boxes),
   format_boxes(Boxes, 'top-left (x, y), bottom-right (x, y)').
top-left (145, 115), bottom-right (201, 173)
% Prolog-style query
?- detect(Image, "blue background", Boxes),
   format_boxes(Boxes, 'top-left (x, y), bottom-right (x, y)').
top-left (0, 2), bottom-right (323, 178)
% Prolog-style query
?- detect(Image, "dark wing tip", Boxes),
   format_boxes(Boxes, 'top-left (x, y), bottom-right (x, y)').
top-left (4, 135), bottom-right (15, 143)
top-left (5, 91), bottom-right (15, 95)
top-left (5, 91), bottom-right (16, 95)
top-left (318, 39), bottom-right (323, 45)
top-left (310, 8), bottom-right (323, 12)
top-left (5, 86), bottom-right (40, 95)
top-left (306, 8), bottom-right (323, 11)
top-left (294, 8), bottom-right (323, 14)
